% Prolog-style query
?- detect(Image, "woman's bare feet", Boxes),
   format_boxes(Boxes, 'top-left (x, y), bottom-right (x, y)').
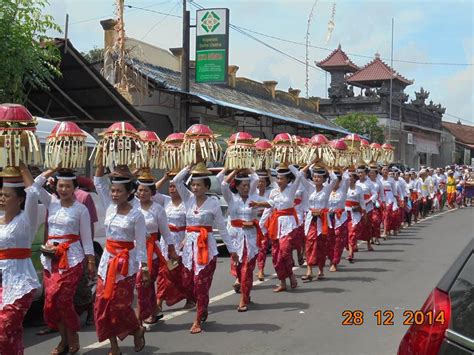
top-left (190, 320), bottom-right (202, 334)
top-left (329, 264), bottom-right (337, 272)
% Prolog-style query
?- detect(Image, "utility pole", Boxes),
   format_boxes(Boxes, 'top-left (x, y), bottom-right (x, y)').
top-left (180, 0), bottom-right (190, 132)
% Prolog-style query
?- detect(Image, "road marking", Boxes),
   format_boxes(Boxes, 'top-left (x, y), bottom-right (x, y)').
top-left (83, 208), bottom-right (458, 350)
top-left (83, 271), bottom-right (282, 350)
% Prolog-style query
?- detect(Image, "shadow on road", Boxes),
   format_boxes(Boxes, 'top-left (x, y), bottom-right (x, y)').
top-left (372, 249), bottom-right (405, 253)
top-left (382, 242), bottom-right (415, 246)
top-left (330, 276), bottom-right (376, 283)
top-left (353, 258), bottom-right (402, 263)
top-left (202, 320), bottom-right (281, 333)
top-left (340, 267), bottom-right (389, 273)
top-left (83, 345), bottom-right (160, 354)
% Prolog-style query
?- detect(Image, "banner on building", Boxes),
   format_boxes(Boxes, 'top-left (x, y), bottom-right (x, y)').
top-left (196, 8), bottom-right (230, 84)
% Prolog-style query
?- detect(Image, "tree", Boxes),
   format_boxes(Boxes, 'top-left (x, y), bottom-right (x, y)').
top-left (81, 46), bottom-right (104, 63)
top-left (0, 0), bottom-right (62, 103)
top-left (334, 113), bottom-right (385, 143)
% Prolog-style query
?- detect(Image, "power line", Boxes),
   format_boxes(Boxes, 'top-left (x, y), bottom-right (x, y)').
top-left (139, 2), bottom-right (181, 40)
top-left (71, 0), bottom-right (175, 25)
top-left (444, 112), bottom-right (473, 124)
top-left (189, 1), bottom-right (324, 73)
top-left (230, 25), bottom-right (472, 67)
top-left (113, 2), bottom-right (472, 68)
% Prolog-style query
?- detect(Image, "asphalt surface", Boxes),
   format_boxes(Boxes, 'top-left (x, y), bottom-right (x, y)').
top-left (23, 207), bottom-right (473, 355)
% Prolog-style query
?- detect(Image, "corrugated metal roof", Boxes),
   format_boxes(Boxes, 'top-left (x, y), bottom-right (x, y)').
top-left (131, 61), bottom-right (350, 135)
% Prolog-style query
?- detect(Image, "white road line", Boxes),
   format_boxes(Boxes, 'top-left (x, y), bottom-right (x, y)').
top-left (83, 208), bottom-right (459, 350)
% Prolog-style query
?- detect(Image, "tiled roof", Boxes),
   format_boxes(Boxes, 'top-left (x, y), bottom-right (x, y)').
top-left (131, 61), bottom-right (349, 135)
top-left (442, 121), bottom-right (474, 147)
top-left (346, 56), bottom-right (413, 86)
top-left (316, 45), bottom-right (359, 72)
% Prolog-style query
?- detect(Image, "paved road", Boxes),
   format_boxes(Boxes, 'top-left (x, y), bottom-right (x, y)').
top-left (24, 207), bottom-right (473, 355)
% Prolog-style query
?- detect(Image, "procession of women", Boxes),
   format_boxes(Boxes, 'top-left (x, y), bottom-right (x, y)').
top-left (0, 103), bottom-right (472, 355)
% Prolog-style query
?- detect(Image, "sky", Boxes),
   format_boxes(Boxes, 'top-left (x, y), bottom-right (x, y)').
top-left (45, 0), bottom-right (473, 124)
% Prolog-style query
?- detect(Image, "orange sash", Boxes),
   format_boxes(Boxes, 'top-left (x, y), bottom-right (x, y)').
top-left (230, 219), bottom-right (265, 248)
top-left (104, 240), bottom-right (135, 300)
top-left (146, 232), bottom-right (168, 269)
top-left (334, 208), bottom-right (345, 219)
top-left (310, 208), bottom-right (329, 235)
top-left (0, 248), bottom-right (32, 260)
top-left (48, 234), bottom-right (81, 269)
top-left (186, 226), bottom-right (212, 265)
top-left (345, 200), bottom-right (360, 208)
top-left (168, 224), bottom-right (186, 233)
top-left (264, 207), bottom-right (298, 241)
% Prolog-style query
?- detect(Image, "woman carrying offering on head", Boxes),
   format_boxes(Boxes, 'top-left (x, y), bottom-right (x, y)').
top-left (93, 164), bottom-right (148, 355)
top-left (34, 168), bottom-right (95, 355)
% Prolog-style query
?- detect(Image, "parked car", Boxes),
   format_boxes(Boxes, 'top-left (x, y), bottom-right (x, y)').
top-left (398, 239), bottom-right (474, 355)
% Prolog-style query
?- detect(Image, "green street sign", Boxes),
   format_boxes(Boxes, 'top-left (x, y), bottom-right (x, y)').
top-left (196, 8), bottom-right (229, 84)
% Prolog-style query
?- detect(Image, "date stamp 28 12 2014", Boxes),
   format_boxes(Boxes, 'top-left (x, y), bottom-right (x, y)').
top-left (341, 309), bottom-right (446, 326)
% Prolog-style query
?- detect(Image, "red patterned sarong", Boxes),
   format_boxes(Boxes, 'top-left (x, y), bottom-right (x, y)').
top-left (182, 256), bottom-right (217, 321)
top-left (136, 258), bottom-right (160, 321)
top-left (157, 259), bottom-right (189, 306)
top-left (327, 219), bottom-right (348, 265)
top-left (347, 212), bottom-right (362, 251)
top-left (256, 234), bottom-right (270, 271)
top-left (271, 231), bottom-right (295, 280)
top-left (357, 212), bottom-right (371, 242)
top-left (370, 208), bottom-right (382, 238)
top-left (43, 260), bottom-right (83, 331)
top-left (230, 241), bottom-right (257, 305)
top-left (383, 203), bottom-right (397, 231)
top-left (94, 276), bottom-right (140, 342)
top-left (305, 219), bottom-right (327, 268)
top-left (0, 289), bottom-right (34, 355)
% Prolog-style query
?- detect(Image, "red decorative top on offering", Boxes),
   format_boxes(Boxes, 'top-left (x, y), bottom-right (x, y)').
top-left (0, 103), bottom-right (34, 124)
top-left (185, 124), bottom-right (213, 137)
top-left (0, 103), bottom-right (42, 168)
top-left (255, 139), bottom-right (273, 150)
top-left (138, 130), bottom-right (161, 143)
top-left (138, 131), bottom-right (161, 169)
top-left (309, 134), bottom-right (329, 146)
top-left (48, 122), bottom-right (86, 138)
top-left (45, 122), bottom-right (87, 169)
top-left (225, 132), bottom-right (257, 169)
top-left (182, 124), bottom-right (221, 166)
top-left (160, 132), bottom-right (184, 171)
top-left (330, 139), bottom-right (348, 150)
top-left (93, 121), bottom-right (143, 168)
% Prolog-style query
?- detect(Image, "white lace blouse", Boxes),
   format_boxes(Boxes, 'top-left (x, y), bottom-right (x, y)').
top-left (345, 185), bottom-right (367, 226)
top-left (173, 167), bottom-right (235, 275)
top-left (221, 176), bottom-right (265, 262)
top-left (137, 200), bottom-right (173, 262)
top-left (94, 176), bottom-right (147, 282)
top-left (381, 177), bottom-right (398, 209)
top-left (301, 172), bottom-right (337, 236)
top-left (260, 165), bottom-right (302, 239)
top-left (327, 172), bottom-right (350, 229)
top-left (356, 178), bottom-right (378, 213)
top-left (34, 176), bottom-right (94, 273)
top-left (0, 185), bottom-right (41, 308)
top-left (160, 194), bottom-right (187, 259)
